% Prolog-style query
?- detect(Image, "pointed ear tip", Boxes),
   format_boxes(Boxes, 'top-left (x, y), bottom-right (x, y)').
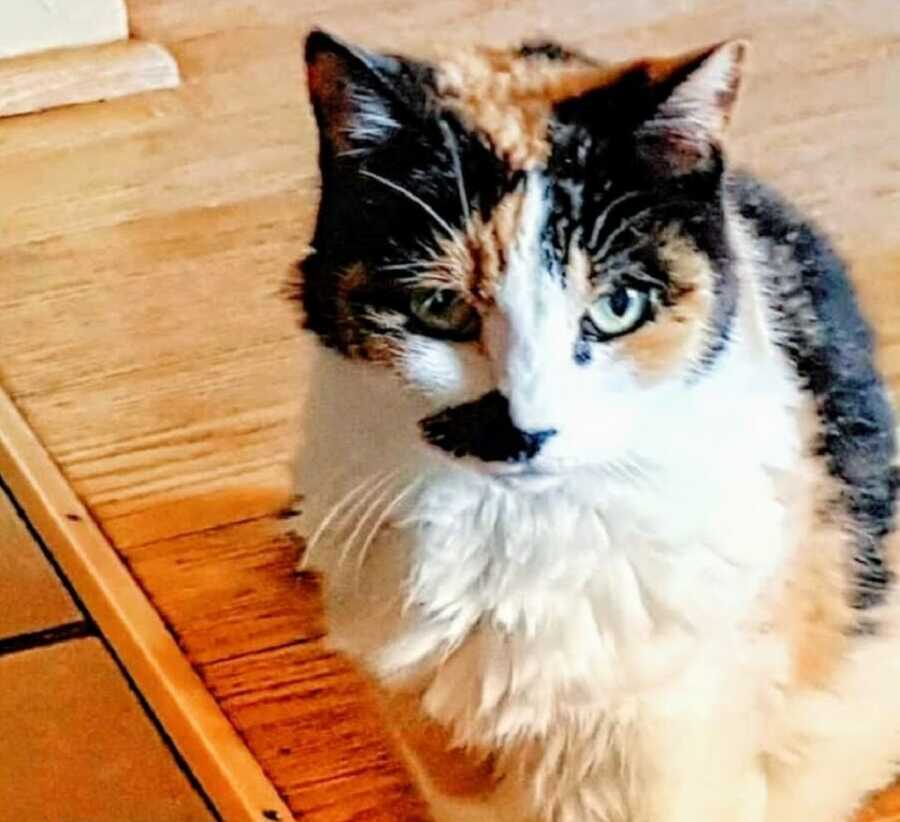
top-left (305, 29), bottom-right (329, 65)
top-left (712, 38), bottom-right (750, 67)
top-left (304, 28), bottom-right (350, 66)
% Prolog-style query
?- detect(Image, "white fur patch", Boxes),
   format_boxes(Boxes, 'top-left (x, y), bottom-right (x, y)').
top-left (341, 89), bottom-right (400, 155)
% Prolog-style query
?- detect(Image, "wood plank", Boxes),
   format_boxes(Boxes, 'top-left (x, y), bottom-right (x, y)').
top-left (0, 637), bottom-right (212, 822)
top-left (0, 484), bottom-right (79, 641)
top-left (0, 1), bottom-right (898, 819)
top-left (205, 642), bottom-right (429, 821)
top-left (122, 517), bottom-right (429, 819)
top-left (124, 518), bottom-right (322, 666)
top-left (0, 0), bottom-right (128, 60)
top-left (0, 389), bottom-right (291, 822)
top-left (0, 40), bottom-right (180, 119)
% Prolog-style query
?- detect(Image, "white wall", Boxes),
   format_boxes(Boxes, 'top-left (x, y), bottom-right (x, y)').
top-left (0, 0), bottom-right (128, 60)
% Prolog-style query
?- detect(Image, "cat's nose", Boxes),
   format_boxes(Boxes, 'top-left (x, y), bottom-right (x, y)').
top-left (515, 428), bottom-right (557, 461)
top-left (419, 390), bottom-right (557, 464)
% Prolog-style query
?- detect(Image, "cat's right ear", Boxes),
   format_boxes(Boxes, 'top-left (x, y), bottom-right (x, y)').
top-left (305, 29), bottom-right (421, 160)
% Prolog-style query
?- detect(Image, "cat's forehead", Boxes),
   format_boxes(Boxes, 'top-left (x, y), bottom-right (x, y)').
top-left (430, 44), bottom-right (624, 170)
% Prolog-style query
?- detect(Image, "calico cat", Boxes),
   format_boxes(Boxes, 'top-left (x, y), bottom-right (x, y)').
top-left (294, 28), bottom-right (900, 822)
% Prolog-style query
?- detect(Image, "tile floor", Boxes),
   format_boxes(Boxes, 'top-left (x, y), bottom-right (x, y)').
top-left (0, 483), bottom-right (215, 822)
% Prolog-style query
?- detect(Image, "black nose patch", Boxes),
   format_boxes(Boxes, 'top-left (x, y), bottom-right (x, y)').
top-left (419, 390), bottom-right (557, 463)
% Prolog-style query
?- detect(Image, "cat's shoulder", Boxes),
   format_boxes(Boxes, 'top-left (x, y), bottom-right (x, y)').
top-left (728, 169), bottom-right (898, 611)
top-left (727, 170), bottom-right (844, 277)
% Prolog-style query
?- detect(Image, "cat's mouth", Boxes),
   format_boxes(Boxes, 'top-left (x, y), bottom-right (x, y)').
top-left (480, 462), bottom-right (565, 491)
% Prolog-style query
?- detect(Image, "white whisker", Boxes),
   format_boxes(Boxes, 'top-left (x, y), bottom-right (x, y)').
top-left (354, 477), bottom-right (423, 583)
top-left (360, 169), bottom-right (455, 239)
top-left (332, 470), bottom-right (398, 541)
top-left (378, 261), bottom-right (435, 273)
top-left (588, 191), bottom-right (643, 249)
top-left (379, 259), bottom-right (454, 275)
top-left (440, 119), bottom-right (470, 223)
top-left (300, 470), bottom-right (386, 569)
top-left (593, 206), bottom-right (656, 261)
top-left (337, 472), bottom-right (401, 572)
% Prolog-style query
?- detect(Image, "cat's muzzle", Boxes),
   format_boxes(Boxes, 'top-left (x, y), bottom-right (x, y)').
top-left (419, 390), bottom-right (557, 464)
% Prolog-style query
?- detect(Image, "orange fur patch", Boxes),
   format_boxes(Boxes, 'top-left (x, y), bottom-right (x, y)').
top-left (476, 187), bottom-right (527, 299)
top-left (768, 416), bottom-right (900, 692)
top-left (335, 264), bottom-right (405, 363)
top-left (412, 187), bottom-right (529, 304)
top-left (381, 686), bottom-right (500, 799)
top-left (615, 232), bottom-right (713, 381)
top-left (778, 514), bottom-right (853, 689)
top-left (767, 408), bottom-right (860, 692)
top-left (432, 43), bottom-right (743, 171)
top-left (434, 48), bottom-right (617, 170)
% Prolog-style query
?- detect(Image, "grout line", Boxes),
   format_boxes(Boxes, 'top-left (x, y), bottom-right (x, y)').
top-left (0, 620), bottom-right (93, 658)
top-left (1, 476), bottom-right (94, 620)
top-left (0, 476), bottom-right (221, 821)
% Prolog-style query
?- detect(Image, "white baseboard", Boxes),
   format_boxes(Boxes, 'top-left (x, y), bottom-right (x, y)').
top-left (0, 40), bottom-right (180, 119)
top-left (0, 0), bottom-right (129, 60)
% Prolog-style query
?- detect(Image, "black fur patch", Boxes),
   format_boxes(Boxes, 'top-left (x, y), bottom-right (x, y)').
top-left (302, 31), bottom-right (510, 352)
top-left (545, 95), bottom-right (737, 370)
top-left (732, 173), bottom-right (898, 610)
top-left (420, 391), bottom-right (557, 463)
top-left (517, 41), bottom-right (584, 62)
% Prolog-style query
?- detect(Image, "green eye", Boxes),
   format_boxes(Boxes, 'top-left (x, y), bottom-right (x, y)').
top-left (586, 286), bottom-right (651, 338)
top-left (409, 288), bottom-right (480, 340)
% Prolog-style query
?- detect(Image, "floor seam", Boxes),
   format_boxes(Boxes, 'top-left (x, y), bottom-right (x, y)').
top-left (0, 620), bottom-right (93, 658)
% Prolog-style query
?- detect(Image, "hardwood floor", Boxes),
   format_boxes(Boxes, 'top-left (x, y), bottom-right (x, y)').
top-left (0, 1), bottom-right (897, 819)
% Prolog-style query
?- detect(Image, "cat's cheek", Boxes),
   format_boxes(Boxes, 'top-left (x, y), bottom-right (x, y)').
top-left (398, 336), bottom-right (494, 406)
top-left (551, 358), bottom-right (651, 463)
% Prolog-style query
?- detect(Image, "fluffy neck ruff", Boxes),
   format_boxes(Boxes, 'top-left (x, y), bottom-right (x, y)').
top-left (296, 289), bottom-right (804, 749)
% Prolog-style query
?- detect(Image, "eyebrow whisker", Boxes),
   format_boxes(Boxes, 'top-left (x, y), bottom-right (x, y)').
top-left (440, 119), bottom-right (471, 224)
top-left (360, 169), bottom-right (456, 239)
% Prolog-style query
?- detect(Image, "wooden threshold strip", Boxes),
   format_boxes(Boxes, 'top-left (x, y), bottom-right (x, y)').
top-left (0, 387), bottom-right (293, 822)
top-left (0, 39), bottom-right (180, 119)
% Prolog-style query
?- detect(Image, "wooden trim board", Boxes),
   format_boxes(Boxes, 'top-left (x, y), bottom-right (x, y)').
top-left (0, 40), bottom-right (180, 119)
top-left (0, 387), bottom-right (293, 822)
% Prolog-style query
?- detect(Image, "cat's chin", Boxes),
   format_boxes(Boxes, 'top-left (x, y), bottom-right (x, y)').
top-left (422, 444), bottom-right (583, 493)
top-left (461, 460), bottom-right (567, 493)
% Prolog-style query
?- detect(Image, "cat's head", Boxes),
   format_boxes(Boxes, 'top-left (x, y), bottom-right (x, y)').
top-left (299, 30), bottom-right (748, 482)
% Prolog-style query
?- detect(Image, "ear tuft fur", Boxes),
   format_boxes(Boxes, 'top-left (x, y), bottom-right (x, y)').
top-left (637, 40), bottom-right (748, 174)
top-left (304, 28), bottom-right (404, 158)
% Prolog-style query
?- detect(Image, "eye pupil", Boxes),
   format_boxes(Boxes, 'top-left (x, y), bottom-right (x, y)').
top-left (609, 287), bottom-right (631, 317)
top-left (410, 288), bottom-right (480, 340)
top-left (584, 285), bottom-right (654, 340)
top-left (431, 291), bottom-right (453, 312)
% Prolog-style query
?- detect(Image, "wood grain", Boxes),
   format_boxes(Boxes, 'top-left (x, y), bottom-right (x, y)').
top-left (0, 1), bottom-right (897, 819)
top-left (0, 40), bottom-right (180, 119)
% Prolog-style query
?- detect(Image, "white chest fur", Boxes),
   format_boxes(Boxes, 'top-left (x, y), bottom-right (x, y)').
top-left (294, 296), bottom-right (807, 819)
top-left (302, 354), bottom-right (801, 727)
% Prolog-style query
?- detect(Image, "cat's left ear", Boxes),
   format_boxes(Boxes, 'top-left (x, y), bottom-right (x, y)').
top-left (638, 40), bottom-right (747, 174)
top-left (305, 29), bottom-right (427, 160)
